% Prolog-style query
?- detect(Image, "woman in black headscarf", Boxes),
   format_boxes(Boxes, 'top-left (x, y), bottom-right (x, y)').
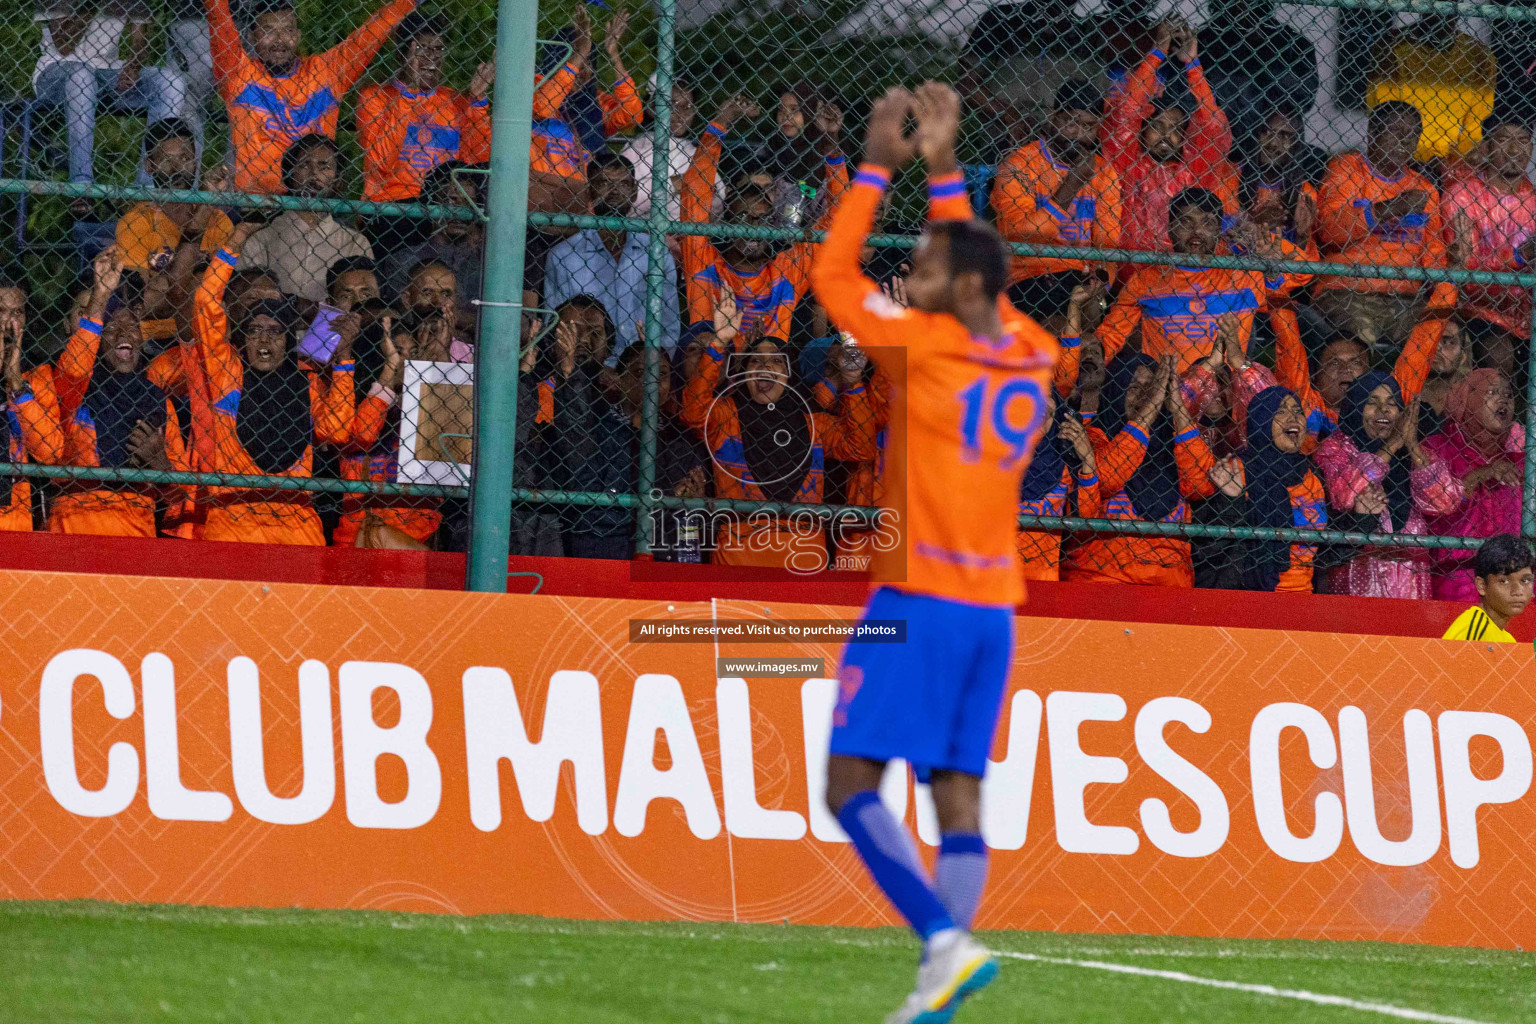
top-left (1017, 395), bottom-right (1100, 581)
top-left (1202, 385), bottom-right (1326, 592)
top-left (190, 224), bottom-right (357, 545)
top-left (680, 296), bottom-right (879, 570)
top-left (1063, 352), bottom-right (1219, 587)
top-left (1311, 370), bottom-right (1461, 598)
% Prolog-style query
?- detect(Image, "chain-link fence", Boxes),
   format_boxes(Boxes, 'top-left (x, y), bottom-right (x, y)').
top-left (0, 0), bottom-right (1533, 600)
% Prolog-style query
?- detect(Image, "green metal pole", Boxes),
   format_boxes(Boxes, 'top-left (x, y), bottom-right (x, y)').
top-left (634, 0), bottom-right (677, 556)
top-left (466, 0), bottom-right (540, 593)
top-left (1524, 285), bottom-right (1536, 540)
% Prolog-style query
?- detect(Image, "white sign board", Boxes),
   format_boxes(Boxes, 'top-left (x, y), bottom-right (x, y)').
top-left (397, 359), bottom-right (474, 486)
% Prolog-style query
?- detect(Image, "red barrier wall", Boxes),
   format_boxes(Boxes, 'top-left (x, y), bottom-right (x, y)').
top-left (0, 530), bottom-right (1525, 641)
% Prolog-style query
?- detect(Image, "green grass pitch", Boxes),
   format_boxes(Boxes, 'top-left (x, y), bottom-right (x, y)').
top-left (2, 901), bottom-right (1534, 1023)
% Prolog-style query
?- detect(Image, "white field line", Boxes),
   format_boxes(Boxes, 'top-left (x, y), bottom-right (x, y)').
top-left (996, 949), bottom-right (1502, 1024)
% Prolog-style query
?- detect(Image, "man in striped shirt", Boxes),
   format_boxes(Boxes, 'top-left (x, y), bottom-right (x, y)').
top-left (1442, 534), bottom-right (1533, 643)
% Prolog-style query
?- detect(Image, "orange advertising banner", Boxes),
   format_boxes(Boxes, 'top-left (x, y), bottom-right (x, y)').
top-left (0, 569), bottom-right (1532, 949)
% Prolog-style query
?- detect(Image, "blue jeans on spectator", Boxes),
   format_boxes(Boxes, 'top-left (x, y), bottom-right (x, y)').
top-left (34, 61), bottom-right (189, 185)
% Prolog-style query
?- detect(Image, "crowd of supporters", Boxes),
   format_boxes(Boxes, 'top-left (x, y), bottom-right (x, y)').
top-left (3, 0), bottom-right (1535, 598)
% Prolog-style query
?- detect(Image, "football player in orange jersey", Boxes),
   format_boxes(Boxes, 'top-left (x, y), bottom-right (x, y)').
top-left (813, 83), bottom-right (1059, 1024)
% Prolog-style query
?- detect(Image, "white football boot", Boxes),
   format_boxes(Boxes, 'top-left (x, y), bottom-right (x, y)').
top-left (883, 931), bottom-right (998, 1024)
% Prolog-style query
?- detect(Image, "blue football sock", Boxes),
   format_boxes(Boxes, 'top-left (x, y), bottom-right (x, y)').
top-left (837, 790), bottom-right (955, 940)
top-left (934, 832), bottom-right (989, 931)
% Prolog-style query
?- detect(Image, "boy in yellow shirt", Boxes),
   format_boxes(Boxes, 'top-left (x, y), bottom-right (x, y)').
top-left (1442, 534), bottom-right (1534, 642)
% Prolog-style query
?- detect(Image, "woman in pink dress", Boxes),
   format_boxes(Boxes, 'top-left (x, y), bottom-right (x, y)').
top-left (1421, 368), bottom-right (1526, 601)
top-left (1312, 371), bottom-right (1461, 598)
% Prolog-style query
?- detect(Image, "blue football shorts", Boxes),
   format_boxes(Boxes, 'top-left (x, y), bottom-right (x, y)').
top-left (829, 586), bottom-right (1015, 781)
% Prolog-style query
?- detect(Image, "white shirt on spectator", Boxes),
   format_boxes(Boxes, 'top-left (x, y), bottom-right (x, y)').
top-left (620, 134), bottom-right (725, 223)
top-left (238, 212), bottom-right (373, 303)
top-left (32, 1), bottom-right (150, 87)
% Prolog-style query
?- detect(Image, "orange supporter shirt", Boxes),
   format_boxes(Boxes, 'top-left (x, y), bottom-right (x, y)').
top-left (209, 0), bottom-right (417, 194)
top-left (991, 140), bottom-right (1123, 282)
top-left (356, 82), bottom-right (492, 202)
top-left (1094, 257), bottom-right (1307, 374)
top-left (811, 165), bottom-right (1060, 608)
top-left (116, 203), bottom-right (234, 273)
top-left (1316, 152), bottom-right (1445, 295)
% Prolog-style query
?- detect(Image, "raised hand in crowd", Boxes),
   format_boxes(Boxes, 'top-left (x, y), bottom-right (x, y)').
top-left (1161, 353), bottom-right (1197, 432)
top-left (3, 313), bottom-right (26, 397)
top-left (1354, 483), bottom-right (1388, 516)
top-left (126, 419), bottom-right (172, 471)
top-left (332, 312), bottom-right (362, 367)
top-left (554, 318), bottom-right (581, 377)
top-left (469, 59), bottom-right (496, 103)
top-left (674, 463), bottom-right (708, 500)
top-left (1058, 411), bottom-right (1097, 475)
top-left (1210, 456), bottom-right (1246, 498)
top-left (1224, 212), bottom-right (1282, 258)
top-left (1293, 190), bottom-right (1317, 245)
top-left (227, 219), bottom-right (263, 252)
top-left (809, 97), bottom-right (845, 157)
top-left (88, 246), bottom-right (125, 319)
top-left (1066, 278), bottom-right (1107, 338)
top-left (713, 93), bottom-right (761, 132)
top-left (1217, 312), bottom-right (1245, 369)
top-left (825, 338), bottom-right (868, 390)
top-left (712, 290), bottom-right (742, 345)
top-left (881, 274), bottom-right (909, 310)
top-left (1447, 211), bottom-right (1475, 269)
top-left (570, 5), bottom-right (593, 71)
top-left (604, 8), bottom-right (631, 77)
top-left (1135, 354), bottom-right (1174, 425)
top-left (378, 321), bottom-right (405, 392)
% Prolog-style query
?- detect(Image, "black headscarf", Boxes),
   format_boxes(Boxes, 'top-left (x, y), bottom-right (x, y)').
top-left (1096, 353), bottom-right (1181, 522)
top-left (1243, 385), bottom-right (1315, 591)
top-left (1339, 371), bottom-right (1413, 531)
top-left (85, 364), bottom-right (167, 472)
top-left (1018, 405), bottom-right (1069, 503)
top-left (235, 299), bottom-right (313, 475)
top-left (733, 346), bottom-right (811, 504)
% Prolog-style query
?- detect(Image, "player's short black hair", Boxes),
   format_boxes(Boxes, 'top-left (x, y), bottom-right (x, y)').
top-left (1369, 100), bottom-right (1422, 134)
top-left (280, 134), bottom-right (339, 192)
top-left (928, 220), bottom-right (1009, 300)
top-left (1169, 187), bottom-right (1226, 222)
top-left (0, 267), bottom-right (26, 295)
top-left (1475, 534), bottom-right (1536, 580)
top-left (1054, 78), bottom-right (1103, 117)
top-left (587, 150), bottom-right (637, 180)
top-left (326, 256), bottom-right (376, 299)
top-left (396, 9), bottom-right (450, 46)
top-left (144, 118), bottom-right (197, 154)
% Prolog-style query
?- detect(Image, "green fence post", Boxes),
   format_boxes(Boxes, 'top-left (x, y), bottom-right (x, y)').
top-left (634, 0), bottom-right (678, 556)
top-left (1525, 287), bottom-right (1536, 540)
top-left (466, 0), bottom-right (541, 593)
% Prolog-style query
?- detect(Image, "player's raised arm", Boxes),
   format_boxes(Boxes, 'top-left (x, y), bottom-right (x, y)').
top-left (913, 84), bottom-right (973, 224)
top-left (810, 88), bottom-right (919, 354)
